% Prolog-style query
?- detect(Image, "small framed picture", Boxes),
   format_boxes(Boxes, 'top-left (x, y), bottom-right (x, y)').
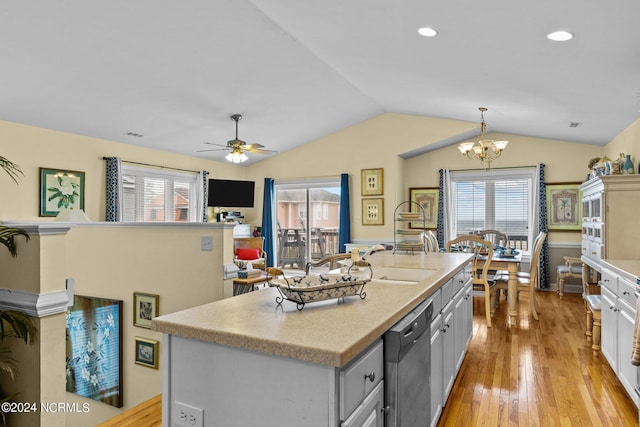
top-left (135, 337), bottom-right (159, 369)
top-left (361, 168), bottom-right (384, 196)
top-left (409, 187), bottom-right (439, 229)
top-left (133, 292), bottom-right (159, 329)
top-left (546, 183), bottom-right (582, 231)
top-left (362, 197), bottom-right (384, 226)
top-left (39, 167), bottom-right (85, 217)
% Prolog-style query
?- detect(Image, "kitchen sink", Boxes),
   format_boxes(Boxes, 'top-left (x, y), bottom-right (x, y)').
top-left (370, 267), bottom-right (438, 284)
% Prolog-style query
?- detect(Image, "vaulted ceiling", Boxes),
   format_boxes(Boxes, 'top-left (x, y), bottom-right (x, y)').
top-left (1, 1), bottom-right (639, 165)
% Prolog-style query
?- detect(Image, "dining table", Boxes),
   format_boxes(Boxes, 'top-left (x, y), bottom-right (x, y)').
top-left (478, 252), bottom-right (522, 320)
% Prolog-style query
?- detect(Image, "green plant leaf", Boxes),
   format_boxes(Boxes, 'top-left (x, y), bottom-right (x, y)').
top-left (0, 226), bottom-right (29, 257)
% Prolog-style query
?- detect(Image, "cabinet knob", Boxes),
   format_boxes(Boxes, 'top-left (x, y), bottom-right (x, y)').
top-left (364, 372), bottom-right (376, 383)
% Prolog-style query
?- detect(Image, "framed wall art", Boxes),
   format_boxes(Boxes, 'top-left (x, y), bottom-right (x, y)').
top-left (39, 167), bottom-right (85, 216)
top-left (409, 187), bottom-right (439, 229)
top-left (135, 337), bottom-right (159, 369)
top-left (362, 197), bottom-right (384, 226)
top-left (361, 168), bottom-right (384, 196)
top-left (546, 183), bottom-right (582, 231)
top-left (65, 295), bottom-right (123, 408)
top-left (133, 292), bottom-right (159, 329)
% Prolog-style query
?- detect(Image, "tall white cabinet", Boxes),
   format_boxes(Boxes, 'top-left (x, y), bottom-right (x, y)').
top-left (580, 175), bottom-right (640, 269)
top-left (580, 175), bottom-right (640, 408)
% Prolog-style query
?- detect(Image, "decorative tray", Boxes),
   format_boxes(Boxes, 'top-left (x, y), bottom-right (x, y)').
top-left (397, 211), bottom-right (422, 219)
top-left (267, 267), bottom-right (371, 310)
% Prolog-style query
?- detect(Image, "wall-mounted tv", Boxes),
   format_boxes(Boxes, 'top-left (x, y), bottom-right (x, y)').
top-left (208, 179), bottom-right (255, 208)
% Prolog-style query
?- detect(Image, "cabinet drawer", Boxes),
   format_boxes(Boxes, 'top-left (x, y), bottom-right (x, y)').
top-left (601, 268), bottom-right (618, 295)
top-left (340, 339), bottom-right (383, 420)
top-left (452, 269), bottom-right (466, 294)
top-left (429, 288), bottom-right (442, 317)
top-left (618, 277), bottom-right (638, 309)
top-left (441, 278), bottom-right (455, 303)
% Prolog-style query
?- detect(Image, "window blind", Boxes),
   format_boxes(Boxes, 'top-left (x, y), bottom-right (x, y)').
top-left (121, 164), bottom-right (199, 222)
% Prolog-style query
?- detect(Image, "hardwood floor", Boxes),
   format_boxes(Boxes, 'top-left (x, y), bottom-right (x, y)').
top-left (438, 290), bottom-right (638, 426)
top-left (105, 292), bottom-right (637, 427)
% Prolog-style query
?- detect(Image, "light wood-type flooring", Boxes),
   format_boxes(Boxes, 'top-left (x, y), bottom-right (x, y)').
top-left (102, 291), bottom-right (638, 426)
top-left (438, 290), bottom-right (638, 426)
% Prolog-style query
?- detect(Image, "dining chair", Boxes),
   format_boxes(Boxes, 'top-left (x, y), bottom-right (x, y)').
top-left (305, 253), bottom-right (351, 274)
top-left (233, 237), bottom-right (267, 270)
top-left (493, 232), bottom-right (546, 320)
top-left (557, 256), bottom-right (582, 299)
top-left (475, 229), bottom-right (509, 247)
top-left (582, 262), bottom-right (601, 355)
top-left (427, 230), bottom-right (440, 252)
top-left (446, 235), bottom-right (497, 327)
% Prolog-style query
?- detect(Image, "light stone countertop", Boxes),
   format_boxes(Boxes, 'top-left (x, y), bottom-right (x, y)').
top-left (152, 251), bottom-right (472, 367)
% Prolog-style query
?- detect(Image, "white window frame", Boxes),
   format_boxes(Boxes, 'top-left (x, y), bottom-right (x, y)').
top-left (447, 167), bottom-right (537, 253)
top-left (120, 163), bottom-right (202, 223)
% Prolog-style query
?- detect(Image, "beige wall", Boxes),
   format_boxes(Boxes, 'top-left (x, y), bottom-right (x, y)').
top-left (605, 117), bottom-right (640, 168)
top-left (0, 119), bottom-right (248, 222)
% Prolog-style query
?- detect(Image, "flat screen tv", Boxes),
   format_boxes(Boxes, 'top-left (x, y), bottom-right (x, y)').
top-left (208, 179), bottom-right (255, 207)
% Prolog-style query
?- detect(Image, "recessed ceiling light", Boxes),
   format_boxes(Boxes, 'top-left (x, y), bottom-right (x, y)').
top-left (418, 27), bottom-right (438, 37)
top-left (547, 31), bottom-right (574, 42)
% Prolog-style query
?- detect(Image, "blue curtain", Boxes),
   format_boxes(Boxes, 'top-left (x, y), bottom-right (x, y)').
top-left (436, 169), bottom-right (445, 247)
top-left (261, 178), bottom-right (275, 267)
top-left (538, 164), bottom-right (550, 288)
top-left (105, 157), bottom-right (121, 222)
top-left (338, 173), bottom-right (351, 253)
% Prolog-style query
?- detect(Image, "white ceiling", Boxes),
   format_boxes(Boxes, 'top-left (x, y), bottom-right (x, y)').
top-left (1, 1), bottom-right (639, 165)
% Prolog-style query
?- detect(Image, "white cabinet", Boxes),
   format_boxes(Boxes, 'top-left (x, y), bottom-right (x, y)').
top-left (429, 264), bottom-right (473, 427)
top-left (342, 381), bottom-right (385, 427)
top-left (340, 340), bottom-right (384, 422)
top-left (580, 175), bottom-right (640, 270)
top-left (600, 267), bottom-right (639, 407)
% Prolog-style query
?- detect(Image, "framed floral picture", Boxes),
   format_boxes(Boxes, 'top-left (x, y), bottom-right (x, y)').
top-left (65, 295), bottom-right (123, 408)
top-left (409, 187), bottom-right (439, 229)
top-left (135, 337), bottom-right (159, 369)
top-left (361, 168), bottom-right (384, 196)
top-left (362, 197), bottom-right (384, 225)
top-left (546, 183), bottom-right (582, 231)
top-left (39, 167), bottom-right (85, 216)
top-left (133, 292), bottom-right (159, 329)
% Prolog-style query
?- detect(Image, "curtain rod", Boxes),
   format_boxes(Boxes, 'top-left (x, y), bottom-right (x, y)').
top-left (446, 164), bottom-right (541, 172)
top-left (102, 157), bottom-right (202, 174)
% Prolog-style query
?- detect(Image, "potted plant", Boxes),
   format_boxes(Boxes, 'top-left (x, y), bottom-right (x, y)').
top-left (0, 155), bottom-right (37, 425)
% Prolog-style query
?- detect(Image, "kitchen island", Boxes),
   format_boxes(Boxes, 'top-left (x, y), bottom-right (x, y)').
top-left (153, 251), bottom-right (472, 427)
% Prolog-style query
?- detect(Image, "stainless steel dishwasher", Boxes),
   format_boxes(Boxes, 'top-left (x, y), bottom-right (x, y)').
top-left (384, 298), bottom-right (433, 427)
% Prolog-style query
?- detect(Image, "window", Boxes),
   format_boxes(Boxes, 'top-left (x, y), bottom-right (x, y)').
top-left (120, 164), bottom-right (202, 222)
top-left (448, 168), bottom-right (536, 251)
top-left (274, 178), bottom-right (341, 270)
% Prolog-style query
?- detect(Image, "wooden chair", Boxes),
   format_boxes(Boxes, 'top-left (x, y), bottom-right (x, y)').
top-left (582, 262), bottom-right (601, 355)
top-left (557, 256), bottom-right (582, 299)
top-left (494, 232), bottom-right (546, 320)
top-left (305, 253), bottom-right (351, 274)
top-left (233, 237), bottom-right (267, 270)
top-left (446, 235), bottom-right (498, 327)
top-left (426, 230), bottom-right (439, 252)
top-left (475, 229), bottom-right (509, 247)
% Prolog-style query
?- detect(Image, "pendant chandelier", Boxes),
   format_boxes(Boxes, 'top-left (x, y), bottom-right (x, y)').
top-left (457, 107), bottom-right (508, 168)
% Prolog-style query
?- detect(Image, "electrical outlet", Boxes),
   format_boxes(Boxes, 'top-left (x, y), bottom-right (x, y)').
top-left (174, 401), bottom-right (204, 427)
top-left (200, 235), bottom-right (213, 251)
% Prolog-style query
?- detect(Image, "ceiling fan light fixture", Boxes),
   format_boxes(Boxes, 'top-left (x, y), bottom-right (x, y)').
top-left (225, 147), bottom-right (248, 163)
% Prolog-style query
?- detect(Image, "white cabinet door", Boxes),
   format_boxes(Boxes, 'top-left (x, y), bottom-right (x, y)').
top-left (442, 300), bottom-right (455, 401)
top-left (617, 299), bottom-right (638, 406)
top-left (430, 312), bottom-right (443, 427)
top-left (341, 381), bottom-right (384, 427)
top-left (600, 286), bottom-right (617, 371)
top-left (453, 286), bottom-right (466, 372)
top-left (464, 280), bottom-right (473, 347)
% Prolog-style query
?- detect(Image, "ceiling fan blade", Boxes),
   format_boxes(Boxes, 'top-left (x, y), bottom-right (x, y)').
top-left (241, 143), bottom-right (264, 150)
top-left (196, 148), bottom-right (231, 152)
top-left (203, 142), bottom-right (230, 148)
top-left (245, 147), bottom-right (277, 155)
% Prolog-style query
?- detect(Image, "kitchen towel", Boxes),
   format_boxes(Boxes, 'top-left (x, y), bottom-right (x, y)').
top-left (632, 297), bottom-right (640, 366)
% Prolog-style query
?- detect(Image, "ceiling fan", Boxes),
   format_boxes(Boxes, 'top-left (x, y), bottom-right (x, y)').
top-left (198, 114), bottom-right (276, 163)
